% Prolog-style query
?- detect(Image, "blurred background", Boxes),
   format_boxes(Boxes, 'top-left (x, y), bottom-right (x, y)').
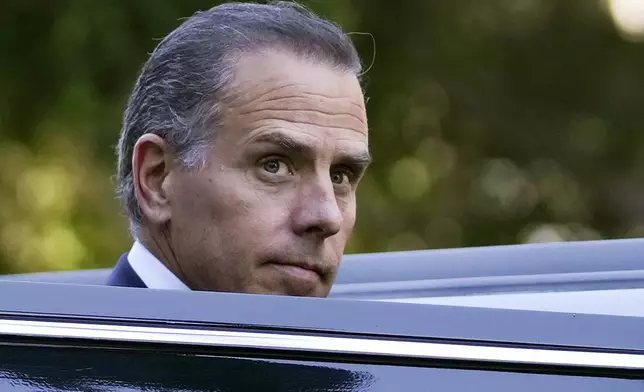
top-left (1, 0), bottom-right (644, 274)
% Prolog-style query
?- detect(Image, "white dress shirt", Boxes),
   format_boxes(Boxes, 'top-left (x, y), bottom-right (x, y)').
top-left (127, 241), bottom-right (190, 290)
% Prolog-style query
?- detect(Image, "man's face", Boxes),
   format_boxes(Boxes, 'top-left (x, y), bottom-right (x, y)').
top-left (164, 50), bottom-right (369, 297)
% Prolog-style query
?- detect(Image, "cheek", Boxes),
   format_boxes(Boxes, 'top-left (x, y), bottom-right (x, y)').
top-left (340, 195), bottom-right (357, 229)
top-left (167, 171), bottom-right (249, 238)
top-left (210, 175), bottom-right (295, 237)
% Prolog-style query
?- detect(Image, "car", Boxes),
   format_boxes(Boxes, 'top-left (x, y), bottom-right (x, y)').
top-left (0, 239), bottom-right (643, 390)
top-left (332, 237), bottom-right (644, 318)
top-left (4, 238), bottom-right (644, 316)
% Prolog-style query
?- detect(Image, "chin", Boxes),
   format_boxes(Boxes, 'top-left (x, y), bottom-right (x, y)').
top-left (288, 288), bottom-right (328, 298)
top-left (255, 280), bottom-right (329, 297)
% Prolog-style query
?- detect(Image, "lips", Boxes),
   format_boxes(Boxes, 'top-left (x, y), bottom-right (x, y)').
top-left (265, 259), bottom-right (326, 279)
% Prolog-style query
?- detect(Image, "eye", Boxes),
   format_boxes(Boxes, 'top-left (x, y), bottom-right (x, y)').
top-left (330, 167), bottom-right (353, 185)
top-left (261, 158), bottom-right (291, 176)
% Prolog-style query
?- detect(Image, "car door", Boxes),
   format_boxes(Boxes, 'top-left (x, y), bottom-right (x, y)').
top-left (0, 281), bottom-right (642, 391)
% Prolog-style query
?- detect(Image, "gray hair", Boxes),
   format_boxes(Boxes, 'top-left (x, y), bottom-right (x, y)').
top-left (116, 1), bottom-right (363, 236)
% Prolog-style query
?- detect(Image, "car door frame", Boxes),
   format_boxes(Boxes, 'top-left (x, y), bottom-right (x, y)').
top-left (0, 280), bottom-right (643, 380)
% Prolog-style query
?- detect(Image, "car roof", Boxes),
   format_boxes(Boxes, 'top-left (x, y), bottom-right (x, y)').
top-left (332, 238), bottom-right (644, 298)
top-left (2, 238), bottom-right (642, 299)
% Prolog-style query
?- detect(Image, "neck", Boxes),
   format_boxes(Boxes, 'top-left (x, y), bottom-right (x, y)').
top-left (137, 225), bottom-right (191, 288)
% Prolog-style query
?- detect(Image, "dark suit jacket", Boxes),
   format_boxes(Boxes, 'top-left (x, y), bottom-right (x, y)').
top-left (105, 253), bottom-right (147, 288)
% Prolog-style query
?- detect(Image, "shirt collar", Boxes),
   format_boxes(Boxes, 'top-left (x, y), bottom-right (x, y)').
top-left (127, 241), bottom-right (190, 290)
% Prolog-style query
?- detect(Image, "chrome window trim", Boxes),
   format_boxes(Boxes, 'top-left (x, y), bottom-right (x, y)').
top-left (0, 319), bottom-right (643, 370)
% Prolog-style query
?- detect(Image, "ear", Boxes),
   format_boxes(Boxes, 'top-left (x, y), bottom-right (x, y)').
top-left (132, 134), bottom-right (173, 226)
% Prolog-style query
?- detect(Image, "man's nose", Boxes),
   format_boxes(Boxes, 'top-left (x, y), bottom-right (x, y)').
top-left (291, 180), bottom-right (343, 239)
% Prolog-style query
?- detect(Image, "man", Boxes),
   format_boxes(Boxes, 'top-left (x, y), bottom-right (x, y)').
top-left (106, 1), bottom-right (371, 297)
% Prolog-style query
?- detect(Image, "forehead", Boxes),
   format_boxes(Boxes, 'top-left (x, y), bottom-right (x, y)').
top-left (222, 50), bottom-right (369, 141)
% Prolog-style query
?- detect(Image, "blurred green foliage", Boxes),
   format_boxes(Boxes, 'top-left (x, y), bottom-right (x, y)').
top-left (1, 0), bottom-right (644, 274)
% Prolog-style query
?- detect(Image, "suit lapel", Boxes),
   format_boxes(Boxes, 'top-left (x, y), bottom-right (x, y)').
top-left (106, 253), bottom-right (147, 288)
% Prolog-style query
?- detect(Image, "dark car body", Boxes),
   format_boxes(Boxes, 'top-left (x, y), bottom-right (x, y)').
top-left (1, 239), bottom-right (643, 390)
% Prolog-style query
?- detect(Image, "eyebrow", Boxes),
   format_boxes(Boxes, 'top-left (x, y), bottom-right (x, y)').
top-left (251, 131), bottom-right (372, 168)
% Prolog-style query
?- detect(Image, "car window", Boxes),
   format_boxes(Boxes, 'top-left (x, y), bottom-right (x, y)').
top-left (1, 342), bottom-right (641, 392)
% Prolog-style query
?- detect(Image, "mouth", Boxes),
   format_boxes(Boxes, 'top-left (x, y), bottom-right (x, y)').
top-left (265, 259), bottom-right (325, 281)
